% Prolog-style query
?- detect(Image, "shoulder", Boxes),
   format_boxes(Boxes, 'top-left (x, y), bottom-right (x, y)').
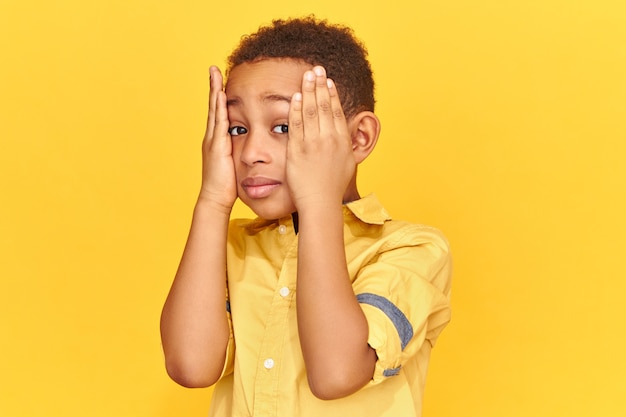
top-left (352, 219), bottom-right (452, 296)
top-left (381, 220), bottom-right (450, 253)
top-left (345, 194), bottom-right (450, 247)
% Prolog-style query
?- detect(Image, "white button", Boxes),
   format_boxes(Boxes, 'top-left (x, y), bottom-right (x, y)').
top-left (264, 358), bottom-right (275, 369)
top-left (279, 287), bottom-right (290, 297)
top-left (278, 225), bottom-right (287, 234)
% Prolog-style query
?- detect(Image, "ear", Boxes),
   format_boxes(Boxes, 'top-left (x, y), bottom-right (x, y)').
top-left (348, 111), bottom-right (381, 164)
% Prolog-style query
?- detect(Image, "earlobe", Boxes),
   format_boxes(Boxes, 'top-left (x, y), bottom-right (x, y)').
top-left (350, 111), bottom-right (381, 164)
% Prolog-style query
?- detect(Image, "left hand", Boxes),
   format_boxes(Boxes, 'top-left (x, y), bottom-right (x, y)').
top-left (286, 66), bottom-right (356, 211)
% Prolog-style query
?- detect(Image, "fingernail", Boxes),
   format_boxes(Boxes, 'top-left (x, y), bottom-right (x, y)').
top-left (314, 66), bottom-right (324, 76)
top-left (305, 71), bottom-right (315, 82)
top-left (327, 79), bottom-right (334, 89)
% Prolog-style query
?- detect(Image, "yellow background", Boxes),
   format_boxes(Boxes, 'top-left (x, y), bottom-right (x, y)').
top-left (1, 0), bottom-right (625, 416)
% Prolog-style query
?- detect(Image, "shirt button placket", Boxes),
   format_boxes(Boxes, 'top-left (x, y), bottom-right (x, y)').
top-left (253, 225), bottom-right (296, 416)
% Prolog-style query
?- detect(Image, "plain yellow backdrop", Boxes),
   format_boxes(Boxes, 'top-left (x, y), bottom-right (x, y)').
top-left (1, 0), bottom-right (625, 416)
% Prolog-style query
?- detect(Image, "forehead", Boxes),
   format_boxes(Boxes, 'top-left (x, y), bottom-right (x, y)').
top-left (225, 58), bottom-right (310, 98)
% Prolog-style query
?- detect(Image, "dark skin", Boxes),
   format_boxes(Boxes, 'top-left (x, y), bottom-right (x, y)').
top-left (160, 59), bottom-right (381, 398)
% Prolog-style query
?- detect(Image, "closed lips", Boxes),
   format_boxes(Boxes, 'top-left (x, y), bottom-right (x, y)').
top-left (241, 177), bottom-right (281, 198)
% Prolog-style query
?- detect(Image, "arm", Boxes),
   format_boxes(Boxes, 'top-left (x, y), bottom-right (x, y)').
top-left (287, 67), bottom-right (377, 399)
top-left (160, 66), bottom-right (236, 388)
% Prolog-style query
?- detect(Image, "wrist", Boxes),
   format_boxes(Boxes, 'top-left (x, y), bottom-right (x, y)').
top-left (296, 200), bottom-right (344, 229)
top-left (195, 192), bottom-right (234, 218)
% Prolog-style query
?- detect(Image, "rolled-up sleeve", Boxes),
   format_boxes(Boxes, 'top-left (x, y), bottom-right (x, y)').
top-left (352, 226), bottom-right (452, 383)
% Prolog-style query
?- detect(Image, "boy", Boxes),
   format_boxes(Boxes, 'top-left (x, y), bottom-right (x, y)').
top-left (161, 16), bottom-right (452, 417)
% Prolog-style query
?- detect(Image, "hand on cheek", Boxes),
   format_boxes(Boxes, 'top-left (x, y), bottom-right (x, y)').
top-left (199, 66), bottom-right (237, 212)
top-left (286, 66), bottom-right (356, 211)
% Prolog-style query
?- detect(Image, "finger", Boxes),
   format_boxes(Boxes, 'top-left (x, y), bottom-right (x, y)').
top-left (326, 78), bottom-right (350, 140)
top-left (300, 69), bottom-right (319, 136)
top-left (288, 91), bottom-right (304, 144)
top-left (206, 66), bottom-right (224, 140)
top-left (312, 66), bottom-right (334, 135)
top-left (212, 90), bottom-right (230, 151)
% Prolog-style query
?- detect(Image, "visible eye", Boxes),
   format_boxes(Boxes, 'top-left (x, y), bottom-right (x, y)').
top-left (272, 124), bottom-right (289, 134)
top-left (228, 126), bottom-right (248, 136)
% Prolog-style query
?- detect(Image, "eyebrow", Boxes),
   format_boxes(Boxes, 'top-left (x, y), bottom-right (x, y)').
top-left (226, 97), bottom-right (241, 107)
top-left (226, 93), bottom-right (292, 107)
top-left (263, 94), bottom-right (292, 104)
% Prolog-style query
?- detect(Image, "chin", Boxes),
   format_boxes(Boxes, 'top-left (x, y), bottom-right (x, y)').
top-left (244, 199), bottom-right (296, 220)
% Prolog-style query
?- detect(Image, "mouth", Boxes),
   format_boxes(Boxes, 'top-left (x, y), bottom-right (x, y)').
top-left (241, 177), bottom-right (281, 199)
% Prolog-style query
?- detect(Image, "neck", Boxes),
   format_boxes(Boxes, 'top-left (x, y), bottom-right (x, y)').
top-left (342, 175), bottom-right (360, 204)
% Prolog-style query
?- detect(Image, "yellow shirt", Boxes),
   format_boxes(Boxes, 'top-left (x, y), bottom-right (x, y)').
top-left (209, 194), bottom-right (452, 417)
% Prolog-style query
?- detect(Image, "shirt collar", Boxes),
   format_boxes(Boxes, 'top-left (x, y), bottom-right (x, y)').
top-left (240, 193), bottom-right (392, 232)
top-left (344, 193), bottom-right (392, 225)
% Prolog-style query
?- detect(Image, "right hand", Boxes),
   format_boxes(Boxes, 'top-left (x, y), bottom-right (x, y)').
top-left (199, 66), bottom-right (237, 213)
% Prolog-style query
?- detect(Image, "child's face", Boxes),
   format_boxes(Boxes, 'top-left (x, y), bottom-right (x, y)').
top-left (225, 58), bottom-right (311, 220)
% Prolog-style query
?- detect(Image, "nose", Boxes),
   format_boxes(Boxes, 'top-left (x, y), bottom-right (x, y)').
top-left (239, 128), bottom-right (271, 166)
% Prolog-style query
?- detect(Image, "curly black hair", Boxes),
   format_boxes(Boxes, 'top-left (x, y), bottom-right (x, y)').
top-left (226, 16), bottom-right (375, 118)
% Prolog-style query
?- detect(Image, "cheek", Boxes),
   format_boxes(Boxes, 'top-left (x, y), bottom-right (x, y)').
top-left (231, 141), bottom-right (245, 180)
top-left (231, 138), bottom-right (243, 160)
